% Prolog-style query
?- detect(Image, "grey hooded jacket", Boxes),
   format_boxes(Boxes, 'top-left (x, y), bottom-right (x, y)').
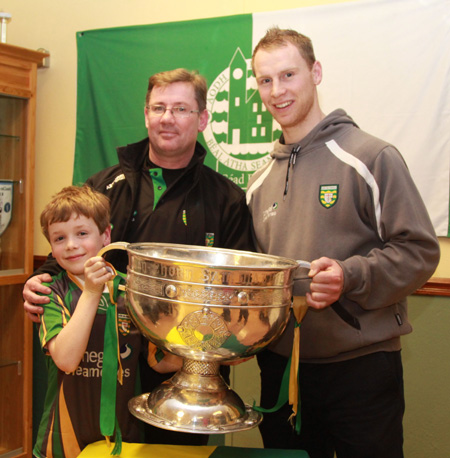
top-left (247, 109), bottom-right (440, 362)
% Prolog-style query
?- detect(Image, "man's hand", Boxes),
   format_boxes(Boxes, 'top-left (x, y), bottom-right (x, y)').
top-left (306, 257), bottom-right (344, 309)
top-left (23, 274), bottom-right (53, 323)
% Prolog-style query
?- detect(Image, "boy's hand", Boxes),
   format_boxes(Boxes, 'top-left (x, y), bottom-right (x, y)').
top-left (83, 256), bottom-right (114, 295)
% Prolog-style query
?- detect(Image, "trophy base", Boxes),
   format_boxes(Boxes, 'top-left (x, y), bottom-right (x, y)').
top-left (128, 361), bottom-right (263, 434)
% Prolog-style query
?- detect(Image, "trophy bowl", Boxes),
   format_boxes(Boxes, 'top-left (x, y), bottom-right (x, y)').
top-left (99, 242), bottom-right (309, 434)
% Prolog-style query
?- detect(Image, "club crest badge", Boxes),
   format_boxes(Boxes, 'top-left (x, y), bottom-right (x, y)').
top-left (118, 313), bottom-right (131, 336)
top-left (319, 185), bottom-right (339, 209)
top-left (0, 180), bottom-right (14, 237)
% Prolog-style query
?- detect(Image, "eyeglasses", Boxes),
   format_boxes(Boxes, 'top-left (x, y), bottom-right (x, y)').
top-left (146, 105), bottom-right (200, 118)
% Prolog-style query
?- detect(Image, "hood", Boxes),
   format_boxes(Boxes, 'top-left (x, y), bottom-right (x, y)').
top-left (271, 109), bottom-right (358, 199)
top-left (271, 109), bottom-right (358, 161)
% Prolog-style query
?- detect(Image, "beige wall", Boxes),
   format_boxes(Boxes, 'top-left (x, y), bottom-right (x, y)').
top-left (2, 1), bottom-right (450, 455)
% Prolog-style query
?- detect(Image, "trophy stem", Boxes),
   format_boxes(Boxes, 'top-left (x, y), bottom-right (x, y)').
top-left (128, 357), bottom-right (262, 434)
top-left (182, 358), bottom-right (221, 376)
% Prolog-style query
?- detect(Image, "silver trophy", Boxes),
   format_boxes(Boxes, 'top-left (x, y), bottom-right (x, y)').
top-left (99, 242), bottom-right (309, 434)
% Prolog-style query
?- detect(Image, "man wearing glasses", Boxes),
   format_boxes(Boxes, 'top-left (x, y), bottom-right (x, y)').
top-left (23, 68), bottom-right (254, 446)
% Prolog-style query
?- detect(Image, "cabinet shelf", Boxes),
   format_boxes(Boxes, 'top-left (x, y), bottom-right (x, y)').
top-left (0, 269), bottom-right (24, 276)
top-left (0, 447), bottom-right (24, 458)
top-left (0, 134), bottom-right (20, 140)
top-left (0, 359), bottom-right (22, 372)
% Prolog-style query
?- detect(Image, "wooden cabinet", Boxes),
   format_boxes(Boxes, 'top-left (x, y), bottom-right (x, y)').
top-left (0, 43), bottom-right (48, 458)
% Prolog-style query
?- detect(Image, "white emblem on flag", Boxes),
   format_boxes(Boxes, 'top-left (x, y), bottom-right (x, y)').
top-left (203, 48), bottom-right (281, 177)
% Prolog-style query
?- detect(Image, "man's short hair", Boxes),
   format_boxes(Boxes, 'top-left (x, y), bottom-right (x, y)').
top-left (40, 185), bottom-right (110, 241)
top-left (146, 68), bottom-right (207, 112)
top-left (252, 27), bottom-right (316, 73)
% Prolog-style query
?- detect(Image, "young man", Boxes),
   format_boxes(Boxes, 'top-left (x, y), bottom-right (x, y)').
top-left (34, 185), bottom-right (180, 458)
top-left (25, 69), bottom-right (254, 446)
top-left (247, 27), bottom-right (440, 458)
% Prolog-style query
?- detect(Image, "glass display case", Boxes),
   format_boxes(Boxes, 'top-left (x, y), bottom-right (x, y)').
top-left (0, 43), bottom-right (48, 458)
top-left (0, 96), bottom-right (27, 278)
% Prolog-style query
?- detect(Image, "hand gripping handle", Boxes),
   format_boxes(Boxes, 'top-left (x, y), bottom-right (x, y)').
top-left (97, 241), bottom-right (130, 258)
top-left (97, 242), bottom-right (130, 288)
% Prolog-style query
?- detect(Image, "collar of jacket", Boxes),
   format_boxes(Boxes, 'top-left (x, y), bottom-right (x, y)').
top-left (273, 108), bottom-right (358, 161)
top-left (116, 137), bottom-right (207, 175)
top-left (114, 138), bottom-right (208, 221)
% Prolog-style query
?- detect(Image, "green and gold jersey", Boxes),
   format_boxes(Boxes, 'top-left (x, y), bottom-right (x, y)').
top-left (33, 270), bottom-right (143, 458)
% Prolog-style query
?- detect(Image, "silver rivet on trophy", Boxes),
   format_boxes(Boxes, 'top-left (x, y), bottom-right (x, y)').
top-left (164, 284), bottom-right (178, 299)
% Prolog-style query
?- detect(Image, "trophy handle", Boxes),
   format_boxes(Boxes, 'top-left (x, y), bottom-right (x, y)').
top-left (97, 242), bottom-right (130, 289)
top-left (296, 260), bottom-right (311, 270)
top-left (97, 241), bottom-right (130, 257)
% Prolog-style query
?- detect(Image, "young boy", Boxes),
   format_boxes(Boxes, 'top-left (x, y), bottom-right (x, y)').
top-left (33, 185), bottom-right (181, 458)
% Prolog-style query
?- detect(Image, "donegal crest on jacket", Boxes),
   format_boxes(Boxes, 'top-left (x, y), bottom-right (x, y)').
top-left (319, 185), bottom-right (339, 208)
